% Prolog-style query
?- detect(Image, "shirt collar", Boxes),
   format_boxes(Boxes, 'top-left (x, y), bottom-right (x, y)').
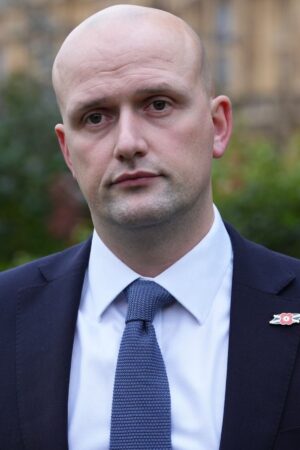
top-left (86, 205), bottom-right (232, 324)
top-left (86, 232), bottom-right (139, 319)
top-left (154, 206), bottom-right (232, 323)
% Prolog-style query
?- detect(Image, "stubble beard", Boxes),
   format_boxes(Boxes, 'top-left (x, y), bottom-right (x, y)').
top-left (91, 182), bottom-right (208, 235)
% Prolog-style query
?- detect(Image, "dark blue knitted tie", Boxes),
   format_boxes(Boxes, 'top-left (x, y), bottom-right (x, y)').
top-left (109, 279), bottom-right (173, 450)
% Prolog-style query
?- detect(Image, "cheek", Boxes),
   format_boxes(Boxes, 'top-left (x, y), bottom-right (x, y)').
top-left (186, 113), bottom-right (215, 149)
top-left (66, 134), bottom-right (109, 195)
top-left (166, 115), bottom-right (214, 171)
top-left (168, 104), bottom-right (214, 146)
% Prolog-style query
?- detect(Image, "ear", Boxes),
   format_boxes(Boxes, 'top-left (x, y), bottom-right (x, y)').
top-left (210, 95), bottom-right (232, 159)
top-left (55, 124), bottom-right (76, 178)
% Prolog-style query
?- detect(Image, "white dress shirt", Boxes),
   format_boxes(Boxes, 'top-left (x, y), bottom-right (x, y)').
top-left (68, 206), bottom-right (233, 450)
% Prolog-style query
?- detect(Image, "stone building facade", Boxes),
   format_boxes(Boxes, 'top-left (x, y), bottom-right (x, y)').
top-left (0, 0), bottom-right (299, 131)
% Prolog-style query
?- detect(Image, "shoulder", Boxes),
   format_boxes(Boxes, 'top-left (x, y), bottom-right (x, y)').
top-left (227, 222), bottom-right (300, 266)
top-left (0, 238), bottom-right (91, 294)
top-left (225, 222), bottom-right (300, 294)
top-left (0, 239), bottom-right (91, 341)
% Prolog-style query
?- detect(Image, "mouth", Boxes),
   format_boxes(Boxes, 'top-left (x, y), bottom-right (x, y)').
top-left (111, 171), bottom-right (160, 187)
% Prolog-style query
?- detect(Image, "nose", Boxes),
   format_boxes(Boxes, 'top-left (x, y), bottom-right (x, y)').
top-left (113, 107), bottom-right (148, 161)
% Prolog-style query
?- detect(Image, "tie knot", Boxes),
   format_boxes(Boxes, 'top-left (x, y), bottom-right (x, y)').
top-left (124, 279), bottom-right (174, 323)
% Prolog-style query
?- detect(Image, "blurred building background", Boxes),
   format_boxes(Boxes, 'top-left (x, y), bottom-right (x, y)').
top-left (0, 0), bottom-right (299, 138)
top-left (1, 0), bottom-right (300, 268)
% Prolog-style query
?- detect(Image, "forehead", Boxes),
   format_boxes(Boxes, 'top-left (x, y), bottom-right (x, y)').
top-left (57, 19), bottom-right (201, 112)
top-left (66, 63), bottom-right (195, 123)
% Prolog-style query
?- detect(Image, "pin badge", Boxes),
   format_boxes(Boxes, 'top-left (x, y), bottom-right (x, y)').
top-left (269, 312), bottom-right (300, 326)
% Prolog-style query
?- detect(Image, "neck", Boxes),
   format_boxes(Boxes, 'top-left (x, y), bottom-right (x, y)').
top-left (94, 204), bottom-right (214, 277)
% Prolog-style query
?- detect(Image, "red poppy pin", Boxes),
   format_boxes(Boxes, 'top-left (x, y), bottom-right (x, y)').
top-left (269, 312), bottom-right (300, 326)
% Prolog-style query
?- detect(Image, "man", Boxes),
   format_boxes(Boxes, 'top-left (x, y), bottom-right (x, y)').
top-left (1, 4), bottom-right (300, 450)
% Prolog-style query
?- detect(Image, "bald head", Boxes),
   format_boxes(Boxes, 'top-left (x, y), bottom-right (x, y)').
top-left (52, 4), bottom-right (212, 113)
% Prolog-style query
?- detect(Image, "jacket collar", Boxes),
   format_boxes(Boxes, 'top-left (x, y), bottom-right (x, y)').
top-left (16, 227), bottom-right (300, 450)
top-left (220, 224), bottom-right (300, 450)
top-left (16, 239), bottom-right (91, 450)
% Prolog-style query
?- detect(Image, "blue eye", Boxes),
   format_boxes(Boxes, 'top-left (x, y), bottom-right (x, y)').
top-left (87, 113), bottom-right (103, 124)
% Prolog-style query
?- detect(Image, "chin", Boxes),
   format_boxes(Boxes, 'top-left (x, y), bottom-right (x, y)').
top-left (96, 193), bottom-right (192, 230)
top-left (107, 205), bottom-right (177, 230)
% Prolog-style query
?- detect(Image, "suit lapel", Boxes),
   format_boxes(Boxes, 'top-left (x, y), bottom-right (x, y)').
top-left (16, 240), bottom-right (91, 450)
top-left (220, 226), bottom-right (300, 450)
top-left (15, 226), bottom-right (300, 449)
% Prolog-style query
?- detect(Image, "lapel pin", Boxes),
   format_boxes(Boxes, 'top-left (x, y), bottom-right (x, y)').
top-left (269, 312), bottom-right (300, 326)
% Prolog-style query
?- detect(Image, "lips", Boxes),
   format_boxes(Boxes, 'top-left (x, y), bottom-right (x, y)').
top-left (111, 171), bottom-right (159, 186)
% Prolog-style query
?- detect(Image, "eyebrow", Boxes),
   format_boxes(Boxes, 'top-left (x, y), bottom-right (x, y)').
top-left (68, 82), bottom-right (189, 120)
top-left (68, 97), bottom-right (112, 121)
top-left (134, 82), bottom-right (188, 97)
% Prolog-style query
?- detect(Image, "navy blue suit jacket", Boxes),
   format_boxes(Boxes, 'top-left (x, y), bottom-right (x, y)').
top-left (1, 224), bottom-right (300, 450)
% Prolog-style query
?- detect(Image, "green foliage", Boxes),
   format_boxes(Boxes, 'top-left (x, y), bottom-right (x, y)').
top-left (0, 74), bottom-right (67, 268)
top-left (1, 74), bottom-right (299, 269)
top-left (213, 132), bottom-right (300, 257)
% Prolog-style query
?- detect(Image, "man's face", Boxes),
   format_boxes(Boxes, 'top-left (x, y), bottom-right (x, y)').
top-left (55, 19), bottom-right (231, 234)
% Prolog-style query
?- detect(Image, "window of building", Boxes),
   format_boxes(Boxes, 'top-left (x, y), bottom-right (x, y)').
top-left (215, 0), bottom-right (234, 89)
